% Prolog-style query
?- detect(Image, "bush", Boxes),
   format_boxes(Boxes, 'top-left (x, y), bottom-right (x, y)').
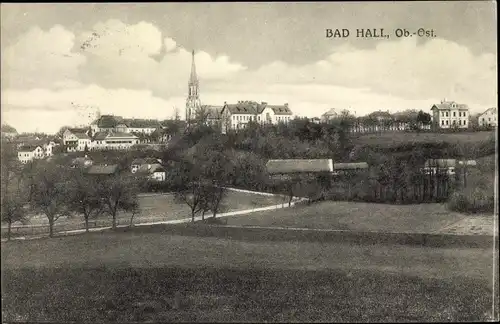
top-left (447, 188), bottom-right (494, 214)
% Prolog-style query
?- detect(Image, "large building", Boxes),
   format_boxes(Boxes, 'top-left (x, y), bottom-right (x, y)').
top-left (220, 101), bottom-right (293, 132)
top-left (478, 107), bottom-right (497, 127)
top-left (184, 50), bottom-right (294, 132)
top-left (90, 115), bottom-right (161, 135)
top-left (430, 100), bottom-right (469, 129)
top-left (321, 108), bottom-right (339, 122)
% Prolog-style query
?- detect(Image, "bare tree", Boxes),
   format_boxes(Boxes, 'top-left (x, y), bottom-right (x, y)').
top-left (30, 162), bottom-right (72, 237)
top-left (1, 170), bottom-right (28, 241)
top-left (97, 174), bottom-right (141, 229)
top-left (67, 170), bottom-right (104, 232)
top-left (171, 160), bottom-right (209, 222)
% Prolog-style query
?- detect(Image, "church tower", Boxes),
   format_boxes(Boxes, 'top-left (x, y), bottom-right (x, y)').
top-left (186, 50), bottom-right (201, 123)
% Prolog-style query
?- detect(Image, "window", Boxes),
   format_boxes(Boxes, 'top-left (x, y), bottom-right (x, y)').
top-left (446, 120), bottom-right (449, 125)
top-left (453, 112), bottom-right (456, 117)
top-left (441, 120), bottom-right (444, 126)
top-left (452, 120), bottom-right (456, 125)
top-left (489, 118), bottom-right (491, 122)
top-left (441, 112), bottom-right (444, 117)
top-left (446, 112), bottom-right (449, 117)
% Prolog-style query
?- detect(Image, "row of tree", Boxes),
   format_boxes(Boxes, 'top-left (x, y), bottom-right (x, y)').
top-left (1, 135), bottom-right (235, 240)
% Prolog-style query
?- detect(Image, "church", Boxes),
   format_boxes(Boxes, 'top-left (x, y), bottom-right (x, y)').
top-left (185, 50), bottom-right (294, 133)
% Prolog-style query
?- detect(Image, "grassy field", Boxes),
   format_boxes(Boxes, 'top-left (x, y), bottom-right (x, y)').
top-left (1, 231), bottom-right (496, 322)
top-left (352, 130), bottom-right (495, 147)
top-left (2, 190), bottom-right (287, 237)
top-left (225, 201), bottom-right (482, 233)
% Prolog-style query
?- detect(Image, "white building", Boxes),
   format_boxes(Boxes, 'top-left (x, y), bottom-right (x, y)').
top-left (90, 115), bottom-right (161, 135)
top-left (478, 107), bottom-right (497, 127)
top-left (17, 145), bottom-right (45, 164)
top-left (321, 108), bottom-right (339, 122)
top-left (91, 131), bottom-right (140, 150)
top-left (63, 128), bottom-right (92, 152)
top-left (430, 100), bottom-right (469, 129)
top-left (220, 101), bottom-right (293, 132)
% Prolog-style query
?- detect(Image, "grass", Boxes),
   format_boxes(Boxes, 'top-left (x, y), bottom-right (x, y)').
top-left (225, 201), bottom-right (477, 233)
top-left (1, 190), bottom-right (287, 237)
top-left (1, 231), bottom-right (496, 322)
top-left (352, 130), bottom-right (495, 147)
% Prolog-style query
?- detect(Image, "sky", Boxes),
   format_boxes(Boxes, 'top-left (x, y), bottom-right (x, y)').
top-left (1, 2), bottom-right (497, 134)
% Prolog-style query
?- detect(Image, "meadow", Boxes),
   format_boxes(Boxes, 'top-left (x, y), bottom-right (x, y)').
top-left (1, 231), bottom-right (495, 322)
top-left (1, 190), bottom-right (288, 238)
top-left (352, 130), bottom-right (495, 147)
top-left (225, 201), bottom-right (475, 233)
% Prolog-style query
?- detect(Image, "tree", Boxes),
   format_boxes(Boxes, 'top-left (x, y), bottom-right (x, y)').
top-left (1, 143), bottom-right (28, 241)
top-left (416, 110), bottom-right (432, 131)
top-left (97, 174), bottom-right (141, 229)
top-left (30, 161), bottom-right (73, 237)
top-left (67, 170), bottom-right (104, 232)
top-left (171, 157), bottom-right (214, 222)
top-left (123, 197), bottom-right (140, 227)
top-left (55, 125), bottom-right (71, 139)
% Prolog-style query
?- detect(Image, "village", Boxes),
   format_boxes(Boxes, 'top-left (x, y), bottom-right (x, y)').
top-left (1, 2), bottom-right (497, 323)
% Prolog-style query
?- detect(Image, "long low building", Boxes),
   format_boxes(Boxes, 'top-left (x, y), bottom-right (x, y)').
top-left (266, 159), bottom-right (369, 178)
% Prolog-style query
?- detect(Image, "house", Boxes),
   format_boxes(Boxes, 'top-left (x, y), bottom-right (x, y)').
top-left (136, 163), bottom-right (166, 181)
top-left (332, 162), bottom-right (369, 175)
top-left (309, 117), bottom-right (321, 124)
top-left (321, 108), bottom-right (339, 122)
top-left (17, 145), bottom-right (45, 164)
top-left (478, 107), bottom-right (497, 127)
top-left (430, 100), bottom-right (469, 129)
top-left (84, 164), bottom-right (119, 176)
top-left (43, 141), bottom-right (57, 157)
top-left (266, 159), bottom-right (333, 180)
top-left (422, 159), bottom-right (457, 175)
top-left (91, 131), bottom-right (140, 150)
top-left (220, 101), bottom-right (293, 132)
top-left (130, 158), bottom-right (163, 173)
top-left (14, 135), bottom-right (41, 148)
top-left (90, 115), bottom-right (162, 136)
top-left (123, 118), bottom-right (162, 135)
top-left (71, 155), bottom-right (93, 169)
top-left (63, 128), bottom-right (92, 152)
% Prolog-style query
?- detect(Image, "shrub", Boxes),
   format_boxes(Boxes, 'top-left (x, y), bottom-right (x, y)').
top-left (447, 187), bottom-right (494, 214)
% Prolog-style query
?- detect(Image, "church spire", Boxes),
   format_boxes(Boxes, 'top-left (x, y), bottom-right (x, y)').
top-left (189, 50), bottom-right (198, 84)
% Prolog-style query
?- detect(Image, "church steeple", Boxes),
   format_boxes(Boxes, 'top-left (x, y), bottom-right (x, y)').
top-left (189, 50), bottom-right (198, 85)
top-left (186, 49), bottom-right (201, 123)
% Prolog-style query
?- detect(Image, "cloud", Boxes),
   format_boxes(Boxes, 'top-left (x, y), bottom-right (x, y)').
top-left (1, 85), bottom-right (184, 134)
top-left (1, 25), bottom-right (86, 89)
top-left (164, 37), bottom-right (177, 52)
top-left (77, 19), bottom-right (247, 96)
top-left (232, 37), bottom-right (497, 107)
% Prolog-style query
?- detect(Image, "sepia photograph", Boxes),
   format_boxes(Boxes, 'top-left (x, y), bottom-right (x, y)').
top-left (1, 1), bottom-right (498, 322)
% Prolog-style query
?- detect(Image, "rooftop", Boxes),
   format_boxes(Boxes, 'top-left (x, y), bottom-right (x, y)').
top-left (223, 101), bottom-right (293, 116)
top-left (266, 159), bottom-right (333, 174)
top-left (431, 101), bottom-right (469, 111)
